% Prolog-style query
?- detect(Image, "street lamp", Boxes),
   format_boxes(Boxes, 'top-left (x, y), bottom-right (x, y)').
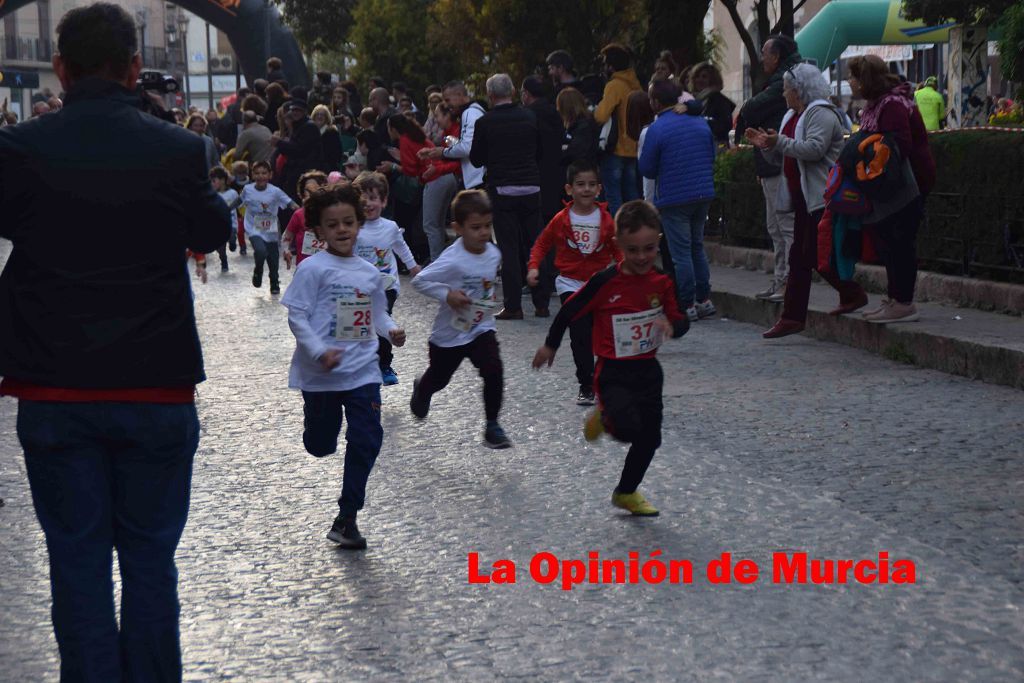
top-left (135, 7), bottom-right (148, 65)
top-left (178, 13), bottom-right (191, 109)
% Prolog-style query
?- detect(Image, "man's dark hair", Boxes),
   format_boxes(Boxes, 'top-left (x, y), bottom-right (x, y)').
top-left (615, 200), bottom-right (661, 234)
top-left (451, 189), bottom-right (492, 224)
top-left (443, 80), bottom-right (468, 95)
top-left (267, 57), bottom-right (282, 71)
top-left (765, 34), bottom-right (799, 61)
top-left (649, 79), bottom-right (680, 107)
top-left (236, 86), bottom-right (250, 99)
top-left (521, 75), bottom-right (548, 99)
top-left (425, 84), bottom-right (442, 95)
top-left (392, 81), bottom-right (409, 94)
top-left (316, 71), bottom-right (332, 85)
top-left (369, 76), bottom-right (386, 89)
top-left (56, 3), bottom-right (137, 81)
top-left (567, 160), bottom-right (600, 185)
top-left (546, 50), bottom-right (574, 72)
top-left (600, 43), bottom-right (632, 72)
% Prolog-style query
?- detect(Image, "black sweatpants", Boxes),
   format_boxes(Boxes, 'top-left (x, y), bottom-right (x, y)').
top-left (489, 190), bottom-right (550, 312)
top-left (559, 291), bottom-right (594, 391)
top-left (417, 331), bottom-right (503, 421)
top-left (595, 357), bottom-right (663, 494)
top-left (377, 289), bottom-right (399, 370)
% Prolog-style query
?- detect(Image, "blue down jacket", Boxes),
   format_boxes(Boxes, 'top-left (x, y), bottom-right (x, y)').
top-left (637, 109), bottom-right (715, 208)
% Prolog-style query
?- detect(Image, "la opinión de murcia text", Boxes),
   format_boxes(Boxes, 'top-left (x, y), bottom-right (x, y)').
top-left (468, 551), bottom-right (917, 591)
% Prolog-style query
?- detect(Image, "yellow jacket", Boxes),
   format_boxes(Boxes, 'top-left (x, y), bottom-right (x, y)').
top-left (594, 68), bottom-right (643, 158)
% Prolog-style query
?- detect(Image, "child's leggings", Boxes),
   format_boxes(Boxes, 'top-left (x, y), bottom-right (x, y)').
top-left (594, 357), bottom-right (663, 493)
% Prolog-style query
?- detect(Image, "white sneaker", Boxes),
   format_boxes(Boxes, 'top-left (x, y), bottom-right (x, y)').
top-left (866, 301), bottom-right (919, 324)
top-left (863, 298), bottom-right (893, 320)
top-left (695, 299), bottom-right (717, 319)
top-left (684, 306), bottom-right (699, 322)
top-left (755, 281), bottom-right (783, 300)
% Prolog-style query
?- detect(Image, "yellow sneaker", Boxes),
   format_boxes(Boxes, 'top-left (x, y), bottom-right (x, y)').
top-left (611, 490), bottom-right (660, 516)
top-left (583, 408), bottom-right (604, 442)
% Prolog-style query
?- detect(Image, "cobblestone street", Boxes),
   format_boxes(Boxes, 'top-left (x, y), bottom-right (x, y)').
top-left (1, 245), bottom-right (1022, 681)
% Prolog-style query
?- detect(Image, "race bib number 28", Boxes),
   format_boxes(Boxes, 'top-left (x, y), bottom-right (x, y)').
top-left (611, 307), bottom-right (665, 358)
top-left (335, 299), bottom-right (373, 340)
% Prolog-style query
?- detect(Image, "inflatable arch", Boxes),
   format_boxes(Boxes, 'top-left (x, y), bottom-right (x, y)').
top-left (0, 0), bottom-right (309, 88)
top-left (796, 0), bottom-right (976, 67)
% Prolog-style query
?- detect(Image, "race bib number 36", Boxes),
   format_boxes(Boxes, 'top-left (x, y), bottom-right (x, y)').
top-left (611, 307), bottom-right (665, 358)
top-left (301, 230), bottom-right (327, 256)
top-left (572, 225), bottom-right (601, 255)
top-left (335, 299), bottom-right (373, 340)
top-left (451, 300), bottom-right (498, 332)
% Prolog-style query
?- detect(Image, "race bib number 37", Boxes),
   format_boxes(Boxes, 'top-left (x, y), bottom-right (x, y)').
top-left (451, 300), bottom-right (498, 332)
top-left (335, 298), bottom-right (373, 340)
top-left (611, 307), bottom-right (665, 358)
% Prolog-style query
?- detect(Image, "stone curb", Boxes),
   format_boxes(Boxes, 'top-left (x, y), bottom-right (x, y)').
top-left (705, 243), bottom-right (1024, 316)
top-left (711, 288), bottom-right (1024, 391)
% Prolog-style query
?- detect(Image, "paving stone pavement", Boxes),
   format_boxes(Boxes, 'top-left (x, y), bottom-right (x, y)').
top-left (1, 244), bottom-right (1022, 681)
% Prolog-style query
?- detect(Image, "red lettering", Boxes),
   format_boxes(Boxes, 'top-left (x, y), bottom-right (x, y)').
top-left (669, 559), bottom-right (693, 584)
top-left (773, 552), bottom-right (807, 584)
top-left (468, 552), bottom-right (489, 584)
top-left (837, 559), bottom-right (854, 584)
top-left (530, 552), bottom-right (558, 584)
top-left (562, 559), bottom-right (585, 591)
top-left (735, 559), bottom-right (759, 584)
top-left (892, 559), bottom-right (916, 584)
top-left (492, 559), bottom-right (515, 584)
top-left (854, 559), bottom-right (876, 583)
top-left (601, 559), bottom-right (626, 583)
top-left (707, 552), bottom-right (732, 584)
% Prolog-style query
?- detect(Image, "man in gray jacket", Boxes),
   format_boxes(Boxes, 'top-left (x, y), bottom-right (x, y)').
top-left (735, 34), bottom-right (803, 302)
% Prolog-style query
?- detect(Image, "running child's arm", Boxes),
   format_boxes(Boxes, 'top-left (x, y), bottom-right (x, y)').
top-left (533, 266), bottom-right (615, 368)
top-left (390, 227), bottom-right (421, 276)
top-left (371, 283), bottom-right (402, 344)
top-left (526, 216), bottom-right (560, 284)
top-left (286, 307), bottom-right (334, 368)
top-left (660, 280), bottom-right (690, 339)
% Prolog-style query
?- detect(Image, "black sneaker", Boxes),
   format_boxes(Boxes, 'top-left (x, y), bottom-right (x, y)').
top-left (576, 388), bottom-right (595, 406)
top-left (270, 285), bottom-right (281, 295)
top-left (410, 377), bottom-right (430, 419)
top-left (484, 421), bottom-right (512, 449)
top-left (252, 272), bottom-right (262, 288)
top-left (327, 514), bottom-right (367, 549)
top-left (221, 264), bottom-right (229, 273)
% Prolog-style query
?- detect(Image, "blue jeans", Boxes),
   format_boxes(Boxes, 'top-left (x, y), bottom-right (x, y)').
top-left (17, 400), bottom-right (199, 683)
top-left (249, 235), bottom-right (280, 288)
top-left (301, 383), bottom-right (383, 517)
top-left (599, 154), bottom-right (639, 217)
top-left (660, 201), bottom-right (712, 307)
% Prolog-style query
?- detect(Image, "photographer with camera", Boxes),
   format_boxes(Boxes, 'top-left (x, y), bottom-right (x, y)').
top-left (0, 3), bottom-right (229, 680)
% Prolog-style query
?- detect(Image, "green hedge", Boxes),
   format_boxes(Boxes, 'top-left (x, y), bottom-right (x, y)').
top-left (710, 132), bottom-right (1024, 283)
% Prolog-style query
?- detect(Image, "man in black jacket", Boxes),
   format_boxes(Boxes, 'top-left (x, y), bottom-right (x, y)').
top-left (470, 73), bottom-right (548, 319)
top-left (272, 96), bottom-right (323, 200)
top-left (0, 4), bottom-right (229, 680)
top-left (735, 34), bottom-right (802, 301)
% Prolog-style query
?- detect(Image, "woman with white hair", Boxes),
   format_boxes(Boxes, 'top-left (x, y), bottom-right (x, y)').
top-left (746, 62), bottom-right (867, 339)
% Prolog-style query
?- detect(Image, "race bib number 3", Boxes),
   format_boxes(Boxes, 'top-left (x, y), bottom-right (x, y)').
top-left (572, 225), bottom-right (601, 255)
top-left (451, 300), bottom-right (498, 332)
top-left (301, 231), bottom-right (326, 256)
top-left (335, 299), bottom-right (374, 340)
top-left (611, 307), bottom-right (665, 358)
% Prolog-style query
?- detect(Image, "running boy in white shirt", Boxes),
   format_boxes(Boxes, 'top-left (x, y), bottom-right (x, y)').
top-left (353, 172), bottom-right (421, 386)
top-left (240, 160), bottom-right (298, 294)
top-left (410, 190), bottom-right (510, 449)
top-left (281, 183), bottom-right (406, 549)
top-left (209, 166), bottom-right (241, 272)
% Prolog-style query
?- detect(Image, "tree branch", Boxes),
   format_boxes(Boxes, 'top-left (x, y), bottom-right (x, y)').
top-left (721, 0), bottom-right (760, 71)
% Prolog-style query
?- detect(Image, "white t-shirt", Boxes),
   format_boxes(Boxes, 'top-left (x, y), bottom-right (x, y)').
top-left (355, 217), bottom-right (418, 293)
top-left (240, 183), bottom-right (292, 242)
top-left (411, 237), bottom-right (501, 348)
top-left (217, 188), bottom-right (240, 230)
top-left (280, 251), bottom-right (399, 392)
top-left (555, 208), bottom-right (603, 295)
